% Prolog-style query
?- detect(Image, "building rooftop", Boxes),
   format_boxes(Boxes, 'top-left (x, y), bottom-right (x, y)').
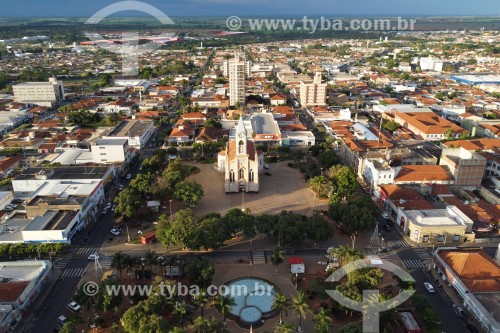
top-left (395, 165), bottom-right (452, 182)
top-left (24, 210), bottom-right (77, 231)
top-left (16, 166), bottom-right (110, 181)
top-left (404, 206), bottom-right (470, 227)
top-left (106, 120), bottom-right (153, 137)
top-left (94, 138), bottom-right (128, 146)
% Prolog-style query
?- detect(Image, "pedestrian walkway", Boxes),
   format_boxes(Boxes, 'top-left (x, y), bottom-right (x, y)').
top-left (76, 246), bottom-right (100, 255)
top-left (385, 239), bottom-right (410, 249)
top-left (61, 267), bottom-right (86, 278)
top-left (402, 259), bottom-right (425, 269)
top-left (413, 248), bottom-right (432, 260)
top-left (53, 257), bottom-right (71, 270)
top-left (251, 250), bottom-right (266, 264)
top-left (99, 255), bottom-right (112, 268)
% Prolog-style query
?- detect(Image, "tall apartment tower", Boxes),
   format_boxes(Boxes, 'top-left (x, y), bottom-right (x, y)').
top-left (299, 68), bottom-right (327, 107)
top-left (229, 54), bottom-right (247, 107)
top-left (12, 77), bottom-right (65, 107)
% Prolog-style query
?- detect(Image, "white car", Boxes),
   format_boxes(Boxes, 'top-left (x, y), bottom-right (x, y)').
top-left (67, 301), bottom-right (81, 312)
top-left (105, 203), bottom-right (111, 210)
top-left (126, 174), bottom-right (132, 180)
top-left (110, 228), bottom-right (122, 236)
top-left (102, 208), bottom-right (108, 214)
top-left (382, 212), bottom-right (390, 219)
top-left (88, 253), bottom-right (99, 261)
top-left (424, 282), bottom-right (435, 293)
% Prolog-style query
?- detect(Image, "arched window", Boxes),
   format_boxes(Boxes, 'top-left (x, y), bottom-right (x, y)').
top-left (229, 170), bottom-right (235, 182)
top-left (239, 168), bottom-right (245, 180)
top-left (249, 169), bottom-right (254, 182)
top-left (238, 140), bottom-right (244, 154)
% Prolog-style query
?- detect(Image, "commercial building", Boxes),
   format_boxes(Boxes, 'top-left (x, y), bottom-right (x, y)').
top-left (439, 148), bottom-right (487, 187)
top-left (91, 138), bottom-right (130, 164)
top-left (299, 70), bottom-right (327, 107)
top-left (228, 54), bottom-right (247, 106)
top-left (0, 260), bottom-right (51, 313)
top-left (102, 119), bottom-right (154, 149)
top-left (398, 206), bottom-right (474, 244)
top-left (393, 112), bottom-right (466, 141)
top-left (12, 78), bottom-right (65, 107)
top-left (434, 248), bottom-right (500, 333)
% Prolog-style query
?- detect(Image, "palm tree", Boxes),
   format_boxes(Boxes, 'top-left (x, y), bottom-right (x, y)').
top-left (214, 294), bottom-right (236, 326)
top-left (271, 246), bottom-right (285, 274)
top-left (272, 292), bottom-right (288, 324)
top-left (291, 292), bottom-right (310, 332)
top-left (173, 301), bottom-right (192, 327)
top-left (313, 308), bottom-right (332, 333)
top-left (275, 321), bottom-right (294, 333)
top-left (144, 250), bottom-right (158, 275)
top-left (111, 251), bottom-right (126, 280)
top-left (193, 316), bottom-right (210, 333)
top-left (193, 291), bottom-right (210, 318)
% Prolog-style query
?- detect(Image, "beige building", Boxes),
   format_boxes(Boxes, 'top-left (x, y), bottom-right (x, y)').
top-left (439, 147), bottom-right (487, 187)
top-left (398, 206), bottom-right (475, 244)
top-left (12, 77), bottom-right (65, 107)
top-left (228, 54), bottom-right (247, 106)
top-left (300, 70), bottom-right (327, 107)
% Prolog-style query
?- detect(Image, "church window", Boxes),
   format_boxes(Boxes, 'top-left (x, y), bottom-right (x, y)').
top-left (238, 140), bottom-right (244, 154)
top-left (249, 169), bottom-right (254, 182)
top-left (230, 170), bottom-right (235, 182)
top-left (239, 168), bottom-right (245, 180)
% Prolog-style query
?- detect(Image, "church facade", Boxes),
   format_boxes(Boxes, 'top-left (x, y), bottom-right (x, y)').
top-left (217, 117), bottom-right (264, 193)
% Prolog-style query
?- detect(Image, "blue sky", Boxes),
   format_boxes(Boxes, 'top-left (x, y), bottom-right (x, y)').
top-left (1, 0), bottom-right (499, 17)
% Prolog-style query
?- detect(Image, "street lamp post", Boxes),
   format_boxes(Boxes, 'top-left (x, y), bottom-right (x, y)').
top-left (169, 199), bottom-right (173, 217)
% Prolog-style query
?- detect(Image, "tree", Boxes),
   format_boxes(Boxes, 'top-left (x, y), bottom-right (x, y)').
top-left (223, 208), bottom-right (255, 236)
top-left (67, 110), bottom-right (101, 126)
top-left (326, 245), bottom-right (363, 267)
top-left (318, 150), bottom-right (340, 169)
top-left (382, 120), bottom-right (401, 132)
top-left (271, 246), bottom-right (285, 274)
top-left (308, 176), bottom-right (332, 199)
top-left (137, 314), bottom-right (169, 333)
top-left (160, 209), bottom-right (197, 247)
top-left (111, 251), bottom-right (128, 280)
top-left (444, 128), bottom-right (455, 140)
top-left (274, 322), bottom-right (295, 333)
top-left (276, 211), bottom-right (308, 246)
top-left (328, 165), bottom-right (358, 202)
top-left (291, 292), bottom-right (309, 331)
top-left (328, 202), bottom-right (375, 234)
top-left (174, 181), bottom-right (204, 206)
top-left (307, 214), bottom-right (334, 245)
top-left (205, 118), bottom-right (222, 128)
top-left (272, 292), bottom-right (288, 324)
top-left (313, 308), bottom-right (332, 333)
top-left (184, 258), bottom-right (215, 289)
top-left (193, 291), bottom-right (210, 318)
top-left (114, 188), bottom-right (143, 220)
top-left (173, 301), bottom-right (192, 327)
top-left (214, 294), bottom-right (236, 326)
top-left (186, 214), bottom-right (231, 251)
top-left (96, 276), bottom-right (123, 312)
top-left (129, 173), bottom-right (155, 196)
top-left (339, 323), bottom-right (363, 333)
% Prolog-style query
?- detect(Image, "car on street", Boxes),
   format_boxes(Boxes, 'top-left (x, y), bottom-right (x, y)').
top-left (55, 315), bottom-right (67, 331)
top-left (67, 301), bottom-right (81, 312)
top-left (377, 246), bottom-right (389, 253)
top-left (102, 208), bottom-right (108, 214)
top-left (264, 164), bottom-right (270, 169)
top-left (265, 171), bottom-right (272, 176)
top-left (126, 174), bottom-right (132, 180)
top-left (452, 304), bottom-right (466, 320)
top-left (110, 228), bottom-right (122, 236)
top-left (284, 248), bottom-right (294, 254)
top-left (118, 184), bottom-right (124, 191)
top-left (424, 282), bottom-right (435, 293)
top-left (382, 212), bottom-right (390, 219)
top-left (384, 225), bottom-right (391, 231)
top-left (105, 203), bottom-right (111, 210)
top-left (88, 253), bottom-right (99, 261)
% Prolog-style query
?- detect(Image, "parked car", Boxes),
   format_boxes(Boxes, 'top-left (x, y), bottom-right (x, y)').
top-left (378, 246), bottom-right (389, 253)
top-left (110, 228), bottom-right (122, 236)
top-left (67, 301), bottom-right (81, 312)
top-left (424, 282), bottom-right (435, 293)
top-left (382, 212), bottom-right (390, 219)
top-left (384, 225), bottom-right (391, 231)
top-left (118, 184), bottom-right (124, 191)
top-left (55, 315), bottom-right (67, 331)
top-left (452, 304), bottom-right (466, 320)
top-left (284, 247), bottom-right (295, 254)
top-left (126, 174), bottom-right (132, 180)
top-left (265, 171), bottom-right (272, 176)
top-left (88, 253), bottom-right (99, 261)
top-left (102, 208), bottom-right (108, 214)
top-left (105, 203), bottom-right (111, 210)
top-left (264, 164), bottom-right (270, 169)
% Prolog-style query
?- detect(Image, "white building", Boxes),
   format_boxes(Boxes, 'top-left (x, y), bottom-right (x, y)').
top-left (300, 70), bottom-right (327, 107)
top-left (419, 56), bottom-right (443, 72)
top-left (282, 131), bottom-right (316, 146)
top-left (102, 119), bottom-right (154, 149)
top-left (217, 117), bottom-right (264, 193)
top-left (91, 138), bottom-right (130, 164)
top-left (228, 54), bottom-right (247, 106)
top-left (12, 77), bottom-right (65, 107)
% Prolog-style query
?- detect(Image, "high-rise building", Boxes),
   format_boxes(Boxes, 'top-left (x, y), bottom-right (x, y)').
top-left (12, 77), bottom-right (65, 107)
top-left (229, 54), bottom-right (247, 107)
top-left (299, 69), bottom-right (327, 107)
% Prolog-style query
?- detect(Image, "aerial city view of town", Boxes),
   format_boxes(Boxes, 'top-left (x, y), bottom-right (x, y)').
top-left (0, 1), bottom-right (499, 333)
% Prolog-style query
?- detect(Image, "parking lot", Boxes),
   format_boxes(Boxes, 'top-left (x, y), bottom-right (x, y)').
top-left (186, 161), bottom-right (326, 216)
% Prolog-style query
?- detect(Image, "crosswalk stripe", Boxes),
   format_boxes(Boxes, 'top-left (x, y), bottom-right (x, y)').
top-left (76, 247), bottom-right (100, 255)
top-left (252, 251), bottom-right (266, 264)
top-left (403, 260), bottom-right (425, 269)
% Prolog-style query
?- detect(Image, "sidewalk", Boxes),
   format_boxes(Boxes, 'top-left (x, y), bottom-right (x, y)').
top-left (18, 267), bottom-right (62, 333)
